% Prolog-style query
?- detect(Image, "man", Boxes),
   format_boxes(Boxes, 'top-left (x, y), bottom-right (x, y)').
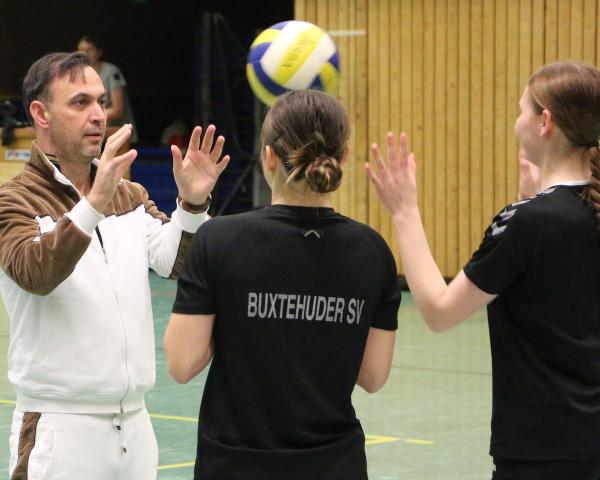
top-left (0, 51), bottom-right (229, 479)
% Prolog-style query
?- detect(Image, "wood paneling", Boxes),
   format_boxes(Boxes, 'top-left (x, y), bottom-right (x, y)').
top-left (295, 0), bottom-right (600, 276)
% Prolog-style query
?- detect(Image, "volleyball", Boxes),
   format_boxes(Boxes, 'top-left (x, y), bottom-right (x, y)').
top-left (246, 20), bottom-right (340, 106)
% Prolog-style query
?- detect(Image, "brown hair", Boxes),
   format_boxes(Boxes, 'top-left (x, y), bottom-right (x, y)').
top-left (22, 51), bottom-right (90, 124)
top-left (78, 35), bottom-right (102, 50)
top-left (528, 62), bottom-right (600, 226)
top-left (260, 90), bottom-right (350, 194)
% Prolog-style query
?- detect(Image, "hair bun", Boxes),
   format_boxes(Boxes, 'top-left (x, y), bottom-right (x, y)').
top-left (304, 155), bottom-right (342, 193)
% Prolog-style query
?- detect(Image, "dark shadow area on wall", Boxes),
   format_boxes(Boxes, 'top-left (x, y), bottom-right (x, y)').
top-left (0, 0), bottom-right (293, 144)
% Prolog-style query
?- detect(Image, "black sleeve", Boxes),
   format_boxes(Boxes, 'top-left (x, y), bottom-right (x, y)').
top-left (172, 224), bottom-right (215, 314)
top-left (464, 202), bottom-right (535, 295)
top-left (369, 231), bottom-right (402, 331)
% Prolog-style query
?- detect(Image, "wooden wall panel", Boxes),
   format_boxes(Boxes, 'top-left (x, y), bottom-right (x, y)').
top-left (572, 0), bottom-right (585, 58)
top-left (367, 0), bottom-right (381, 233)
top-left (470, 0), bottom-right (483, 251)
top-left (545, 0), bottom-right (558, 61)
top-left (481, 0), bottom-right (495, 241)
top-left (596, 0), bottom-right (600, 65)
top-left (494, 0), bottom-right (508, 213)
top-left (295, 0), bottom-right (600, 277)
top-left (446, 0), bottom-right (459, 273)
top-left (412, 0), bottom-right (425, 229)
top-left (378, 0), bottom-right (392, 244)
top-left (422, 0), bottom-right (437, 260)
top-left (506, 0), bottom-right (520, 202)
top-left (355, 0), bottom-right (369, 223)
top-left (457, 0), bottom-right (471, 265)
top-left (434, 0), bottom-right (448, 274)
top-left (532, 0), bottom-right (545, 70)
top-left (583, 0), bottom-right (597, 64)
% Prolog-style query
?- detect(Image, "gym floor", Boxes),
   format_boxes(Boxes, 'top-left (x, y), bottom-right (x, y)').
top-left (0, 272), bottom-right (493, 480)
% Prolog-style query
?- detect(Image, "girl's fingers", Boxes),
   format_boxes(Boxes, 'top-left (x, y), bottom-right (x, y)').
top-left (398, 132), bottom-right (409, 166)
top-left (386, 132), bottom-right (396, 164)
top-left (407, 153), bottom-right (417, 174)
top-left (371, 143), bottom-right (388, 174)
top-left (365, 163), bottom-right (382, 189)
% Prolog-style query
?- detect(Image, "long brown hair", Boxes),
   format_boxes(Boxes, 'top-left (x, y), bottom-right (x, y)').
top-left (260, 90), bottom-right (350, 194)
top-left (528, 62), bottom-right (600, 226)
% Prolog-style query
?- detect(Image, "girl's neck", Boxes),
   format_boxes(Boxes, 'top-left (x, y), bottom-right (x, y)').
top-left (271, 185), bottom-right (332, 208)
top-left (539, 148), bottom-right (591, 190)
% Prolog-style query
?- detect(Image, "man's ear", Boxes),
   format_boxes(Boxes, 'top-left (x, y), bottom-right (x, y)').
top-left (29, 100), bottom-right (50, 129)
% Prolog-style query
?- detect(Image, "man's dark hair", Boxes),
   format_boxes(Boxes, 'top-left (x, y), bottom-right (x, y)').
top-left (22, 51), bottom-right (90, 125)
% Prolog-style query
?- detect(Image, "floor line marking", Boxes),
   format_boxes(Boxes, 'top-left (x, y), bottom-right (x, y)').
top-left (149, 413), bottom-right (197, 422)
top-left (405, 438), bottom-right (435, 445)
top-left (365, 434), bottom-right (400, 445)
top-left (1, 399), bottom-right (433, 447)
top-left (156, 436), bottom-right (433, 471)
top-left (158, 461), bottom-right (195, 470)
top-left (394, 364), bottom-right (492, 377)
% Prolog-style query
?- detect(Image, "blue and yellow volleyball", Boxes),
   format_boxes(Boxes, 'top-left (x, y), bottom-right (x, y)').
top-left (246, 20), bottom-right (340, 106)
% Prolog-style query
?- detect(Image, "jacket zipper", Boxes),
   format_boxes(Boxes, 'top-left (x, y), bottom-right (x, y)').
top-left (64, 173), bottom-right (131, 412)
top-left (96, 224), bottom-right (131, 408)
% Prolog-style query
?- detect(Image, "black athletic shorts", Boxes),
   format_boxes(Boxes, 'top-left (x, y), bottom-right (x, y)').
top-left (492, 458), bottom-right (600, 480)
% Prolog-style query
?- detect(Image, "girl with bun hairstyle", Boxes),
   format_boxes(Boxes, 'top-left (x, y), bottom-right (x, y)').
top-left (367, 61), bottom-right (600, 479)
top-left (165, 89), bottom-right (401, 480)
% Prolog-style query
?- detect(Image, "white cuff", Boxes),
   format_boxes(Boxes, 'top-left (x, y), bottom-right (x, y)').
top-left (171, 204), bottom-right (210, 233)
top-left (66, 197), bottom-right (105, 236)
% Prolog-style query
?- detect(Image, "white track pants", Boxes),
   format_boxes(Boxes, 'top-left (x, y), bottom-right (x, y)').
top-left (9, 407), bottom-right (158, 480)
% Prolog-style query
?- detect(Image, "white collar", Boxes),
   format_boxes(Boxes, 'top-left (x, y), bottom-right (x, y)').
top-left (545, 179), bottom-right (591, 189)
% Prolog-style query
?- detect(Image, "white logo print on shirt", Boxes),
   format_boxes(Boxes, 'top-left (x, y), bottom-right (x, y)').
top-left (247, 292), bottom-right (365, 324)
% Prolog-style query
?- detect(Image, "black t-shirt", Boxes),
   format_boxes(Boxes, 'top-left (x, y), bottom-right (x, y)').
top-left (173, 205), bottom-right (401, 480)
top-left (464, 184), bottom-right (600, 460)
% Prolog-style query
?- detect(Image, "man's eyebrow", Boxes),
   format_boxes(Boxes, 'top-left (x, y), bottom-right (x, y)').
top-left (68, 92), bottom-right (92, 101)
top-left (68, 91), bottom-right (106, 101)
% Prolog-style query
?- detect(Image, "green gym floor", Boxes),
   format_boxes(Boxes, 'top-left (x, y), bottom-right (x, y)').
top-left (0, 272), bottom-right (493, 479)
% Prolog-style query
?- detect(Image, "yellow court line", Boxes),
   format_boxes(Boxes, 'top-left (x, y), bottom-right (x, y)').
top-left (365, 434), bottom-right (400, 445)
top-left (157, 437), bottom-right (403, 471)
top-left (157, 436), bottom-right (433, 471)
top-left (158, 461), bottom-right (195, 471)
top-left (1, 399), bottom-right (433, 448)
top-left (406, 438), bottom-right (435, 445)
top-left (149, 413), bottom-right (197, 423)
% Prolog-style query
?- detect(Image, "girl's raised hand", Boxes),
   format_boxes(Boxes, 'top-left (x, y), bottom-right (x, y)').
top-left (365, 131), bottom-right (418, 216)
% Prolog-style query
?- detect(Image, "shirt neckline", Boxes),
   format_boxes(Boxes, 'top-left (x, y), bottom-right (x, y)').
top-left (545, 179), bottom-right (591, 189)
top-left (266, 204), bottom-right (337, 217)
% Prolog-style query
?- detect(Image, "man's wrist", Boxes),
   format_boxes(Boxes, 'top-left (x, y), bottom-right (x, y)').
top-left (86, 193), bottom-right (106, 214)
top-left (178, 194), bottom-right (212, 213)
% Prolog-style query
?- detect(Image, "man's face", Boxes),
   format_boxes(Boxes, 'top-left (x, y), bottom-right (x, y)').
top-left (45, 66), bottom-right (107, 161)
